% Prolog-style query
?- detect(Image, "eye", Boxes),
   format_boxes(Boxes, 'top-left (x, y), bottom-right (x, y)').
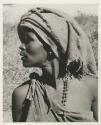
top-left (23, 38), bottom-right (34, 45)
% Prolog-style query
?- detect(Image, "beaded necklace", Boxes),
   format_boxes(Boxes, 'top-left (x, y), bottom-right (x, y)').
top-left (61, 73), bottom-right (73, 106)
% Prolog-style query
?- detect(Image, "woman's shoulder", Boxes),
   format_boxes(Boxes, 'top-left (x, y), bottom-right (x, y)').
top-left (12, 80), bottom-right (32, 121)
top-left (12, 80), bottom-right (31, 103)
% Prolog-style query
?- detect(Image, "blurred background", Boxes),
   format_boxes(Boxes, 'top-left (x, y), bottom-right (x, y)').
top-left (3, 4), bottom-right (98, 122)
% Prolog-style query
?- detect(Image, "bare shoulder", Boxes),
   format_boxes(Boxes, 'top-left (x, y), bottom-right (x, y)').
top-left (12, 80), bottom-right (31, 121)
top-left (81, 74), bottom-right (98, 99)
top-left (12, 80), bottom-right (31, 105)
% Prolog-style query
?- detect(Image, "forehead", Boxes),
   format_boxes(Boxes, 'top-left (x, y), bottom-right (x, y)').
top-left (19, 27), bottom-right (35, 37)
top-left (19, 27), bottom-right (42, 44)
top-left (19, 26), bottom-right (53, 52)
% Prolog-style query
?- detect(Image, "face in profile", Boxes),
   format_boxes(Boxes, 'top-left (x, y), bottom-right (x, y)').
top-left (19, 28), bottom-right (48, 67)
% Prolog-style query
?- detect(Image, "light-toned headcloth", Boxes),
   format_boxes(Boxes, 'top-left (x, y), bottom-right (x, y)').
top-left (18, 7), bottom-right (97, 77)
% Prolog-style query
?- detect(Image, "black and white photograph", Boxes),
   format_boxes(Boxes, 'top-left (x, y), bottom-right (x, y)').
top-left (3, 3), bottom-right (98, 122)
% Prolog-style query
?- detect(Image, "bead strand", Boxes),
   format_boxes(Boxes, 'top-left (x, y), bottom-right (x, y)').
top-left (61, 74), bottom-right (71, 106)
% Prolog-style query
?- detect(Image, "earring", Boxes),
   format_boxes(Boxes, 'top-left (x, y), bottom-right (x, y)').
top-left (48, 51), bottom-right (54, 60)
top-left (49, 51), bottom-right (52, 56)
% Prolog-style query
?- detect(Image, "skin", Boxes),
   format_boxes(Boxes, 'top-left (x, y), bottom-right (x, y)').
top-left (12, 29), bottom-right (98, 122)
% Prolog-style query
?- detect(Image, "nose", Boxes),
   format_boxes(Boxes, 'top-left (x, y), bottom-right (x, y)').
top-left (19, 43), bottom-right (26, 51)
top-left (19, 43), bottom-right (26, 56)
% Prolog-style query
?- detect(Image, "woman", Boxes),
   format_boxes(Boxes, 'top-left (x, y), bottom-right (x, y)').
top-left (12, 7), bottom-right (98, 122)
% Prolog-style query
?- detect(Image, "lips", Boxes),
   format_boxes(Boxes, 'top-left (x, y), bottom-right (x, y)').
top-left (21, 56), bottom-right (27, 61)
top-left (20, 51), bottom-right (27, 60)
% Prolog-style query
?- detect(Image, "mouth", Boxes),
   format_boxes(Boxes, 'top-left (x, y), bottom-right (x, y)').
top-left (20, 51), bottom-right (27, 61)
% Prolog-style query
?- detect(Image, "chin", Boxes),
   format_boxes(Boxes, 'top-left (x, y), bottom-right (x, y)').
top-left (22, 62), bottom-right (32, 67)
top-left (22, 62), bottom-right (42, 68)
top-left (22, 64), bottom-right (30, 68)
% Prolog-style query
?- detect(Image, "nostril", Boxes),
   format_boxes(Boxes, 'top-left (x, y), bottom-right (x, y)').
top-left (19, 44), bottom-right (25, 50)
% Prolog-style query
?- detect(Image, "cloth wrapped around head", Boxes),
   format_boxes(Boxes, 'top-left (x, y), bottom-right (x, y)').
top-left (18, 7), bottom-right (97, 78)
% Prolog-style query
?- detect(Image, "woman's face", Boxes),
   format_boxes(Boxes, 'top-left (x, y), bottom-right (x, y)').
top-left (19, 28), bottom-right (48, 67)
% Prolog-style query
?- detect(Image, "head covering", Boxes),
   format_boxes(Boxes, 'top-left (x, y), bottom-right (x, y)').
top-left (18, 7), bottom-right (97, 78)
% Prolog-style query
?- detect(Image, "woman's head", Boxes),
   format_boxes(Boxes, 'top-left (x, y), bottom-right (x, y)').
top-left (19, 26), bottom-right (56, 68)
top-left (18, 7), bottom-right (97, 78)
top-left (19, 27), bottom-right (47, 67)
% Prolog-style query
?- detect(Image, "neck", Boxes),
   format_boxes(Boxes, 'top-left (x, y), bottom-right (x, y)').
top-left (41, 59), bottom-right (59, 88)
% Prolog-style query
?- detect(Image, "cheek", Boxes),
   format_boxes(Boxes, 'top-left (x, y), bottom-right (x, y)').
top-left (35, 48), bottom-right (48, 62)
top-left (27, 46), bottom-right (48, 65)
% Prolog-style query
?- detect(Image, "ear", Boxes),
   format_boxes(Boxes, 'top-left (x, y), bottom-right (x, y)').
top-left (47, 51), bottom-right (56, 61)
